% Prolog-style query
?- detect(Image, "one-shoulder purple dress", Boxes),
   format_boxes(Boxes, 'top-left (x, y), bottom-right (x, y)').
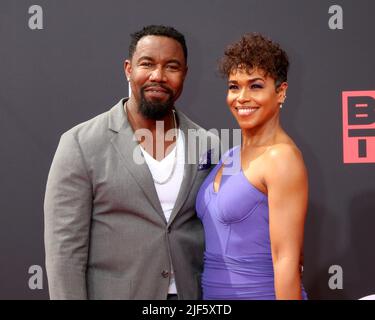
top-left (196, 146), bottom-right (307, 300)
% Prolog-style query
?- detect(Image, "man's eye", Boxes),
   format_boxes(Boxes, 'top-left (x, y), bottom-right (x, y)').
top-left (140, 62), bottom-right (153, 67)
top-left (251, 84), bottom-right (263, 89)
top-left (228, 85), bottom-right (238, 90)
top-left (166, 65), bottom-right (179, 71)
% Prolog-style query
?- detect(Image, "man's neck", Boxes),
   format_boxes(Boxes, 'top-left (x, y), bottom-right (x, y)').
top-left (125, 98), bottom-right (175, 133)
top-left (125, 98), bottom-right (178, 160)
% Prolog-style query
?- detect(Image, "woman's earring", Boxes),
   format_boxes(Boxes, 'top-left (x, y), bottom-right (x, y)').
top-left (280, 95), bottom-right (286, 108)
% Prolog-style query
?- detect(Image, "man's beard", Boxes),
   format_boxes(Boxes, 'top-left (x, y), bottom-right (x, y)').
top-left (139, 85), bottom-right (175, 120)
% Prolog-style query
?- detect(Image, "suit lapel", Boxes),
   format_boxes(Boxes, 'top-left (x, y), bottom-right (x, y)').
top-left (109, 99), bottom-right (165, 222)
top-left (167, 111), bottom-right (199, 226)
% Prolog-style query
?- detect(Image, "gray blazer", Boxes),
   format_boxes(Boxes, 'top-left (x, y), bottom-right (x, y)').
top-left (44, 98), bottom-right (219, 300)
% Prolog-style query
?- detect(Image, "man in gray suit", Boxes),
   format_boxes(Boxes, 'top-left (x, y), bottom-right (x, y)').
top-left (44, 25), bottom-right (218, 300)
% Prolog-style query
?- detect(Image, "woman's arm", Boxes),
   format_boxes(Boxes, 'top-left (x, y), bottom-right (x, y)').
top-left (264, 144), bottom-right (308, 300)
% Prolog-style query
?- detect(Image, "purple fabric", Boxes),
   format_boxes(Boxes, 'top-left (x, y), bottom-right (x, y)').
top-left (196, 146), bottom-right (307, 300)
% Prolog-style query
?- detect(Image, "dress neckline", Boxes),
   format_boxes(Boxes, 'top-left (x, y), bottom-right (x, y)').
top-left (211, 146), bottom-right (267, 198)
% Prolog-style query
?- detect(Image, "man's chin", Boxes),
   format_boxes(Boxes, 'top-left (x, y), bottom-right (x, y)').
top-left (139, 102), bottom-right (173, 120)
top-left (145, 97), bottom-right (168, 105)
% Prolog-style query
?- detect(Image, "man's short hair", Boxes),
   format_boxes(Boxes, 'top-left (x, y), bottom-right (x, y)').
top-left (128, 25), bottom-right (188, 64)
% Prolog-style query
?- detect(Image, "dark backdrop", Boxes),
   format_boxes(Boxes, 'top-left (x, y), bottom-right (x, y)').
top-left (0, 0), bottom-right (374, 299)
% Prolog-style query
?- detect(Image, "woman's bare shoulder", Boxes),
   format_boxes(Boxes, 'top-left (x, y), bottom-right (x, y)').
top-left (263, 142), bottom-right (306, 179)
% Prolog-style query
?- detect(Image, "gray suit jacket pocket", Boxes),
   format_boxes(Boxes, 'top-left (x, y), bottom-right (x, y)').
top-left (87, 270), bottom-right (132, 300)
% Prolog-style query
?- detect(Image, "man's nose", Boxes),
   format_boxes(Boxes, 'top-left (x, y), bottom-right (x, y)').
top-left (149, 66), bottom-right (166, 82)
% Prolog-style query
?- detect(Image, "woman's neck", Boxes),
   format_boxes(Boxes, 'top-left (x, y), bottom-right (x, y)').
top-left (241, 116), bottom-right (282, 149)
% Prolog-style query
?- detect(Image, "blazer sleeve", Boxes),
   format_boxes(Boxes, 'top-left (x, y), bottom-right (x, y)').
top-left (44, 131), bottom-right (92, 300)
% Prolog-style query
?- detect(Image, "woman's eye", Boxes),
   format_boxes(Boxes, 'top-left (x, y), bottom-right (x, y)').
top-left (228, 85), bottom-right (238, 90)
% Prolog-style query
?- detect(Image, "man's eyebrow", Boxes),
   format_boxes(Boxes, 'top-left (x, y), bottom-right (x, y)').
top-left (137, 56), bottom-right (154, 63)
top-left (166, 59), bottom-right (183, 66)
top-left (137, 56), bottom-right (183, 66)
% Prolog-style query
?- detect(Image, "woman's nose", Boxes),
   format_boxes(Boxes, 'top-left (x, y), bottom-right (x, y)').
top-left (237, 89), bottom-right (251, 104)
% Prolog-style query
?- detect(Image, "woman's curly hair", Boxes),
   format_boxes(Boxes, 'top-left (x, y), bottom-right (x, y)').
top-left (219, 33), bottom-right (289, 89)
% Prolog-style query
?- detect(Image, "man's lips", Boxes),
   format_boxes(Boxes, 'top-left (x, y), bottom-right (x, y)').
top-left (144, 88), bottom-right (168, 93)
top-left (143, 85), bottom-right (170, 93)
top-left (234, 106), bottom-right (260, 116)
top-left (143, 85), bottom-right (172, 99)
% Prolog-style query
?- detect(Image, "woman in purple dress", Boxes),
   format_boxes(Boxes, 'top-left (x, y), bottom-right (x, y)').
top-left (196, 33), bottom-right (308, 299)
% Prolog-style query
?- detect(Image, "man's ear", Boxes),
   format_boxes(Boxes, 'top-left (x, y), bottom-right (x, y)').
top-left (182, 64), bottom-right (188, 80)
top-left (124, 59), bottom-right (132, 81)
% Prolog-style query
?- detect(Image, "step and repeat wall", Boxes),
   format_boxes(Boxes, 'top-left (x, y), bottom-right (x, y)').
top-left (0, 0), bottom-right (374, 299)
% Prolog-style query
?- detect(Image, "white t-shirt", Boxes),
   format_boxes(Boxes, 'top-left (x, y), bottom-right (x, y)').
top-left (140, 129), bottom-right (185, 294)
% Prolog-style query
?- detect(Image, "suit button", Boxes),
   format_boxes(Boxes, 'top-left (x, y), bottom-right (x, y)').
top-left (161, 270), bottom-right (169, 278)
